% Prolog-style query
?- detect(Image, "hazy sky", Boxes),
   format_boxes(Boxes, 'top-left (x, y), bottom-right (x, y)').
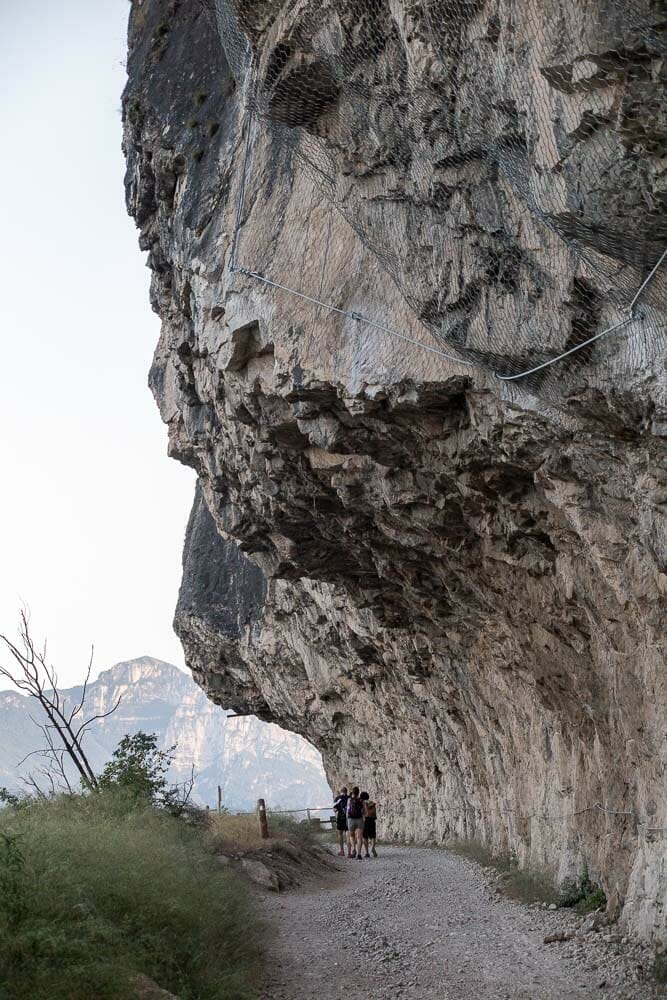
top-left (0, 1), bottom-right (195, 686)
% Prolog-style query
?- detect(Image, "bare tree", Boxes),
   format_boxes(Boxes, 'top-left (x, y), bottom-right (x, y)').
top-left (169, 763), bottom-right (197, 817)
top-left (18, 711), bottom-right (75, 795)
top-left (0, 609), bottom-right (121, 793)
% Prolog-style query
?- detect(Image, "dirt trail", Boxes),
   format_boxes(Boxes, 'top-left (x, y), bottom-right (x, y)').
top-left (259, 846), bottom-right (659, 1000)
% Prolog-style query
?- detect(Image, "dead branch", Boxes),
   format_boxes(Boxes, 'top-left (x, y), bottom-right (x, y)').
top-left (0, 610), bottom-right (121, 793)
top-left (68, 646), bottom-right (94, 724)
top-left (73, 695), bottom-right (122, 743)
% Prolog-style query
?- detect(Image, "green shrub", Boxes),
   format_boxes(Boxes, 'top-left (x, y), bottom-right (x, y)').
top-left (97, 732), bottom-right (173, 804)
top-left (0, 832), bottom-right (26, 927)
top-left (559, 864), bottom-right (607, 914)
top-left (0, 788), bottom-right (22, 808)
top-left (577, 887), bottom-right (607, 914)
top-left (0, 790), bottom-right (262, 999)
top-left (653, 954), bottom-right (667, 985)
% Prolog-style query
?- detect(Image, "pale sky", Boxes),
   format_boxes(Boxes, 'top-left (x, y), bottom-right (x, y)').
top-left (0, 1), bottom-right (195, 686)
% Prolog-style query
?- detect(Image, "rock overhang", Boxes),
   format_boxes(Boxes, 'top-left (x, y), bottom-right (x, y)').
top-left (122, 0), bottom-right (667, 942)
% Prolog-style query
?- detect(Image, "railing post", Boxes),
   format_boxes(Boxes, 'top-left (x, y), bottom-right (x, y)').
top-left (306, 808), bottom-right (311, 820)
top-left (257, 798), bottom-right (269, 839)
top-left (217, 785), bottom-right (222, 813)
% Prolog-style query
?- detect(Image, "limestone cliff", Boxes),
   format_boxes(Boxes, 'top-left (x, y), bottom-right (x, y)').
top-left (122, 0), bottom-right (666, 941)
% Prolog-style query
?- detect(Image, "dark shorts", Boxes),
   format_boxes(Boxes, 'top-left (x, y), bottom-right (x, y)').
top-left (336, 813), bottom-right (348, 832)
top-left (363, 818), bottom-right (376, 840)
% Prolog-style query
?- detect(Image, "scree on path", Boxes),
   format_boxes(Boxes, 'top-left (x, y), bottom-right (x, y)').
top-left (258, 846), bottom-right (659, 1000)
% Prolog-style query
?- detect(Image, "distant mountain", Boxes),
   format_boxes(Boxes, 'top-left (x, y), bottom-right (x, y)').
top-left (0, 657), bottom-right (331, 811)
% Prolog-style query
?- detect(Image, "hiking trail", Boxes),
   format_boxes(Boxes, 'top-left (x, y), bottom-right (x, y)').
top-left (258, 846), bottom-right (660, 999)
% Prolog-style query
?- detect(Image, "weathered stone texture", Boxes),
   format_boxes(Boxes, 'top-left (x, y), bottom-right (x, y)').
top-left (123, 0), bottom-right (666, 941)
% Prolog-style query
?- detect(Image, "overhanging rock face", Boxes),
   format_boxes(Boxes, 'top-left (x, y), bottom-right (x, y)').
top-left (123, 0), bottom-right (666, 941)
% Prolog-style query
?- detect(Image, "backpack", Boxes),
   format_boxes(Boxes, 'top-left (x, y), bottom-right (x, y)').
top-left (334, 794), bottom-right (348, 815)
top-left (365, 801), bottom-right (376, 819)
top-left (348, 796), bottom-right (363, 819)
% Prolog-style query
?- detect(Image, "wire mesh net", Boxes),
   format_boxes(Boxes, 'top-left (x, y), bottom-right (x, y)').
top-left (214, 0), bottom-right (667, 394)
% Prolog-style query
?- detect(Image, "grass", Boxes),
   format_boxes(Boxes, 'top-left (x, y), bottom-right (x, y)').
top-left (445, 837), bottom-right (519, 876)
top-left (0, 791), bottom-right (262, 1000)
top-left (445, 838), bottom-right (560, 906)
top-left (269, 813), bottom-right (320, 847)
top-left (445, 837), bottom-right (505, 868)
top-left (206, 810), bottom-right (321, 855)
top-left (207, 812), bottom-right (267, 854)
top-left (446, 840), bottom-right (609, 912)
top-left (500, 868), bottom-right (562, 906)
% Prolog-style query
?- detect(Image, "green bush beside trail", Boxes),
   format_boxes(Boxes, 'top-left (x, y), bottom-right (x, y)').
top-left (0, 791), bottom-right (262, 1000)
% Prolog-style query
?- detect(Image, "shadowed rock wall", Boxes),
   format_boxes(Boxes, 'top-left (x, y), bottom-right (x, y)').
top-left (123, 0), bottom-right (666, 941)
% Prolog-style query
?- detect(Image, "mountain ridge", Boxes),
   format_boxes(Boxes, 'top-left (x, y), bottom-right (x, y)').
top-left (0, 657), bottom-right (331, 810)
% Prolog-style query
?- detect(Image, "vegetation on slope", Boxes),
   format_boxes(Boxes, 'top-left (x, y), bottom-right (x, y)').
top-left (445, 838), bottom-right (607, 912)
top-left (0, 790), bottom-right (262, 1000)
top-left (207, 809), bottom-right (320, 854)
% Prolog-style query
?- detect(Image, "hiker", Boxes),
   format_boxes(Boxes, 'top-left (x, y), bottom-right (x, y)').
top-left (360, 791), bottom-right (377, 858)
top-left (332, 787), bottom-right (349, 857)
top-left (346, 786), bottom-right (364, 860)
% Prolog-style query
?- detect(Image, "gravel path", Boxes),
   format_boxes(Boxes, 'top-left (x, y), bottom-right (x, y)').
top-left (259, 846), bottom-right (659, 1000)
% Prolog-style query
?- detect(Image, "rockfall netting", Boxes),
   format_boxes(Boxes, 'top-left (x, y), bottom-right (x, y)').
top-left (213, 0), bottom-right (666, 393)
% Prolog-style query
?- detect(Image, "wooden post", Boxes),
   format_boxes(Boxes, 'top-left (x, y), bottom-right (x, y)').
top-left (257, 798), bottom-right (269, 839)
top-left (217, 785), bottom-right (222, 813)
top-left (306, 808), bottom-right (311, 821)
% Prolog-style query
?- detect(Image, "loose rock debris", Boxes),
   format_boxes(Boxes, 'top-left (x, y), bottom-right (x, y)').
top-left (258, 846), bottom-right (662, 999)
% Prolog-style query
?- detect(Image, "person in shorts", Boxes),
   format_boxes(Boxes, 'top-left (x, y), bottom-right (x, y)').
top-left (360, 791), bottom-right (377, 857)
top-left (346, 786), bottom-right (365, 859)
top-left (332, 787), bottom-right (349, 857)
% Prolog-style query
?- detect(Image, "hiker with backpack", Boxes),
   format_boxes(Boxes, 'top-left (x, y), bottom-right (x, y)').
top-left (360, 791), bottom-right (378, 858)
top-left (332, 787), bottom-right (349, 857)
top-left (346, 786), bottom-right (365, 860)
